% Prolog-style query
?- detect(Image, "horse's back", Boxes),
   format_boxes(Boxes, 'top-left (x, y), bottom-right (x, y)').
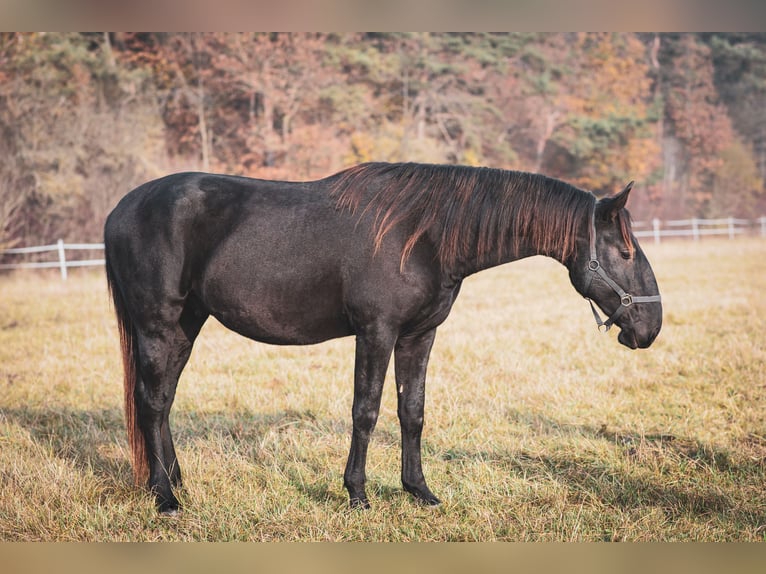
top-left (107, 172), bottom-right (340, 265)
top-left (108, 171), bottom-right (325, 238)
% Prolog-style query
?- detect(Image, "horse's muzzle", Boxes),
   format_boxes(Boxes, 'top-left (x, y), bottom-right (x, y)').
top-left (618, 325), bottom-right (660, 349)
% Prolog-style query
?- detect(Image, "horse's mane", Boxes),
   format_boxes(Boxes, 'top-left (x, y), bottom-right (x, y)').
top-left (328, 162), bottom-right (602, 269)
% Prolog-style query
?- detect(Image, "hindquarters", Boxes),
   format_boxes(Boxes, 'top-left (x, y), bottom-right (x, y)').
top-left (104, 176), bottom-right (211, 512)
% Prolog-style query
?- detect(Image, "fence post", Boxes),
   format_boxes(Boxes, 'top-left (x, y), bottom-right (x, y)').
top-left (652, 218), bottom-right (661, 245)
top-left (57, 239), bottom-right (67, 280)
top-left (691, 217), bottom-right (699, 241)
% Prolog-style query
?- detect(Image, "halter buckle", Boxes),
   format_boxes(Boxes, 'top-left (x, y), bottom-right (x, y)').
top-left (588, 260), bottom-right (600, 271)
top-left (620, 294), bottom-right (633, 307)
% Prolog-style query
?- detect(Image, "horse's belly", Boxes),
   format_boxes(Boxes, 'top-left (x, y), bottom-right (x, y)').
top-left (199, 268), bottom-right (353, 346)
top-left (214, 310), bottom-right (352, 345)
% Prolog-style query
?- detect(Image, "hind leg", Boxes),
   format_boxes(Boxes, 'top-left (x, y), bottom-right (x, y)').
top-left (136, 301), bottom-right (207, 513)
top-left (157, 345), bottom-right (190, 490)
top-left (160, 300), bottom-right (208, 489)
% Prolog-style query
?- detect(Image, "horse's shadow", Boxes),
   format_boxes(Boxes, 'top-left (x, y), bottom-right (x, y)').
top-left (2, 406), bottom-right (132, 483)
top-left (439, 410), bottom-right (766, 534)
top-left (1, 405), bottom-right (353, 506)
top-left (4, 405), bottom-right (764, 531)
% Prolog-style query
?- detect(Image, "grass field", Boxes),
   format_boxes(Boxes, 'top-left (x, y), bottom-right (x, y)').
top-left (1, 239), bottom-right (765, 541)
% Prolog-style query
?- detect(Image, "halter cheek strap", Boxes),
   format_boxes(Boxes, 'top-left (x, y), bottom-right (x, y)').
top-left (584, 206), bottom-right (661, 332)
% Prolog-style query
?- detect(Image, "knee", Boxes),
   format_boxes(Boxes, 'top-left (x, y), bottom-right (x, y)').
top-left (400, 414), bottom-right (424, 434)
top-left (352, 406), bottom-right (379, 435)
top-left (398, 401), bottom-right (424, 429)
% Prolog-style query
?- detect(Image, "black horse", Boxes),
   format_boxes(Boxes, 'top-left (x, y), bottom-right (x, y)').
top-left (104, 162), bottom-right (662, 514)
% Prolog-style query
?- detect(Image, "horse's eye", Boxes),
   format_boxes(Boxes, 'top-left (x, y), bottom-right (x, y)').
top-left (620, 250), bottom-right (632, 260)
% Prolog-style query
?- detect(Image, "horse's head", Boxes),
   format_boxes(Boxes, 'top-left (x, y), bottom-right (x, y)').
top-left (569, 182), bottom-right (662, 349)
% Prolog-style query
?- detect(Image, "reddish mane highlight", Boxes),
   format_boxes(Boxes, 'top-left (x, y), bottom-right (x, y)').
top-left (618, 210), bottom-right (635, 258)
top-left (329, 162), bottom-right (595, 269)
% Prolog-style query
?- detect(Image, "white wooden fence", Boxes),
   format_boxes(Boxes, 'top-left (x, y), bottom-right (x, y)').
top-left (632, 216), bottom-right (766, 244)
top-left (1, 216), bottom-right (765, 280)
top-left (0, 240), bottom-right (105, 280)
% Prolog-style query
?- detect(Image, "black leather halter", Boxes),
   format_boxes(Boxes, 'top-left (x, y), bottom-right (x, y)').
top-left (583, 206), bottom-right (662, 332)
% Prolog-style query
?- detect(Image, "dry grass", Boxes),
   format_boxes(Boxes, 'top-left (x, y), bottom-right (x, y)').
top-left (1, 238), bottom-right (765, 541)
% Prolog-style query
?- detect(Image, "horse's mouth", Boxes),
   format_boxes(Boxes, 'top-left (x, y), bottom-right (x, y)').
top-left (618, 326), bottom-right (660, 349)
top-left (618, 329), bottom-right (639, 349)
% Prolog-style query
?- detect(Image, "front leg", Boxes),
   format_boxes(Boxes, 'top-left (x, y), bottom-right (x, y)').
top-left (343, 326), bottom-right (397, 509)
top-left (395, 329), bottom-right (441, 505)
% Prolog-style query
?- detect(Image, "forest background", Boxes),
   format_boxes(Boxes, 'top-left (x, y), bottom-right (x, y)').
top-left (1, 32), bottom-right (765, 249)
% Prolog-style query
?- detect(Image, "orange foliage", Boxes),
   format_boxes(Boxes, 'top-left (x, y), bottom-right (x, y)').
top-left (564, 33), bottom-right (662, 194)
top-left (665, 35), bottom-right (739, 216)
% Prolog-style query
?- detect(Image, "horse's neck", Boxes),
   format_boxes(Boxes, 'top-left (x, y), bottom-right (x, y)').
top-left (449, 238), bottom-right (563, 279)
top-left (446, 184), bottom-right (591, 279)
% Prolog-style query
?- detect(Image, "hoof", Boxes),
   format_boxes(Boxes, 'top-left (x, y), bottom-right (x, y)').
top-left (157, 498), bottom-right (181, 516)
top-left (349, 496), bottom-right (371, 510)
top-left (404, 485), bottom-right (441, 506)
top-left (415, 494), bottom-right (442, 507)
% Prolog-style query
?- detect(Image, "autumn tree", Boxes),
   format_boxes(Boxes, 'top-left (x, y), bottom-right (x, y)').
top-left (708, 33), bottom-right (766, 183)
top-left (477, 33), bottom-right (578, 173)
top-left (325, 33), bottom-right (507, 166)
top-left (324, 33), bottom-right (447, 164)
top-left (0, 33), bottom-right (27, 248)
top-left (0, 33), bottom-right (166, 245)
top-left (659, 34), bottom-right (761, 217)
top-left (537, 33), bottom-right (661, 199)
top-left (707, 33), bottom-right (766, 215)
top-left (472, 33), bottom-right (661, 210)
top-left (117, 32), bottom-right (216, 172)
top-left (205, 33), bottom-right (336, 177)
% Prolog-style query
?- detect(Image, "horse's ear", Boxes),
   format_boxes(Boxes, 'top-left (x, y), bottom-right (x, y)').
top-left (596, 181), bottom-right (633, 221)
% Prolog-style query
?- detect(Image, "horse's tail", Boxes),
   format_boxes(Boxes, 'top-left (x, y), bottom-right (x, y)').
top-left (105, 250), bottom-right (148, 486)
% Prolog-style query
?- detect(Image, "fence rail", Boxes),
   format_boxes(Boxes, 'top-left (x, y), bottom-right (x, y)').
top-left (631, 216), bottom-right (766, 243)
top-left (2, 217), bottom-right (765, 280)
top-left (0, 239), bottom-right (105, 280)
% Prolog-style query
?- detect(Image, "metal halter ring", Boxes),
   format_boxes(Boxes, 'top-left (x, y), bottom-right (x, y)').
top-left (588, 260), bottom-right (600, 271)
top-left (620, 294), bottom-right (633, 307)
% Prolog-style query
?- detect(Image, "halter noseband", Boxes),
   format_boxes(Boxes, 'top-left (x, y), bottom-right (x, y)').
top-left (582, 206), bottom-right (661, 332)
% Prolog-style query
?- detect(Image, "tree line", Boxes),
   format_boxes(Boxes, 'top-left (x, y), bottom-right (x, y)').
top-left (1, 32), bottom-right (765, 248)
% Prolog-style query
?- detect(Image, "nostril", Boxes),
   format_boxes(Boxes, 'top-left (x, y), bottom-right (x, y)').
top-left (649, 326), bottom-right (660, 343)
